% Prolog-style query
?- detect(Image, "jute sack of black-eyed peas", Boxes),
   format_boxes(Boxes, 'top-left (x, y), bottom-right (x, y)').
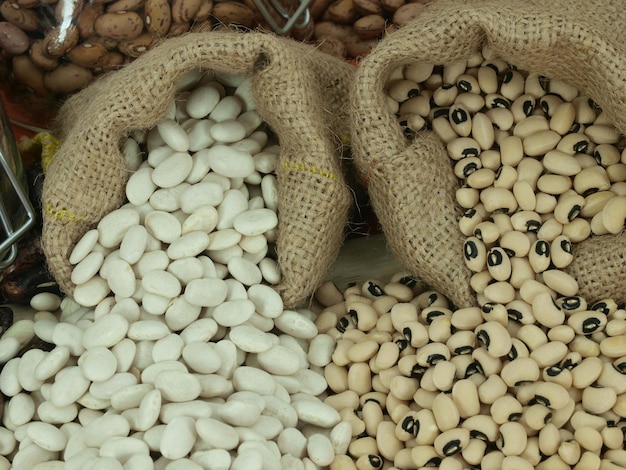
top-left (42, 31), bottom-right (353, 308)
top-left (350, 0), bottom-right (626, 308)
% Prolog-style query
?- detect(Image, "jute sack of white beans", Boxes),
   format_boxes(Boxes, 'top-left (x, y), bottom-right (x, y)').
top-left (350, 0), bottom-right (626, 307)
top-left (41, 31), bottom-right (353, 308)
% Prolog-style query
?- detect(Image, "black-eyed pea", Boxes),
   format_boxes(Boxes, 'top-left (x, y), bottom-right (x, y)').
top-left (561, 217), bottom-right (591, 241)
top-left (607, 319), bottom-right (626, 336)
top-left (347, 339), bottom-right (378, 364)
top-left (556, 440), bottom-right (582, 466)
top-left (348, 436), bottom-right (378, 459)
top-left (410, 445), bottom-right (441, 467)
top-left (315, 281), bottom-right (345, 307)
top-left (568, 334), bottom-right (601, 358)
top-left (381, 282), bottom-right (413, 303)
top-left (606, 163), bottom-right (626, 183)
top-left (508, 259), bottom-right (535, 291)
top-left (601, 426), bottom-right (624, 450)
top-left (528, 239), bottom-right (551, 273)
top-left (415, 290), bottom-right (450, 310)
top-left (447, 136), bottom-right (482, 161)
top-left (432, 83), bottom-right (459, 107)
top-left (574, 165), bottom-right (612, 196)
top-left (554, 194), bottom-right (585, 225)
top-left (500, 357), bottom-right (540, 387)
top-left (354, 454), bottom-right (384, 470)
top-left (431, 391), bottom-right (460, 432)
top-left (455, 92), bottom-right (485, 114)
top-left (537, 93), bottom-right (564, 117)
top-left (456, 73), bottom-right (480, 94)
top-left (546, 78), bottom-right (578, 102)
top-left (398, 94), bottom-right (430, 117)
top-left (428, 316), bottom-right (453, 343)
top-left (567, 310), bottom-right (607, 335)
top-left (373, 341), bottom-right (399, 371)
top-left (509, 93), bottom-right (537, 123)
top-left (600, 195), bottom-right (626, 234)
top-left (485, 93), bottom-right (511, 110)
top-left (585, 124), bottom-right (620, 145)
top-left (480, 149), bottom-right (502, 171)
top-left (494, 165), bottom-right (517, 190)
top-left (394, 409), bottom-right (420, 441)
top-left (458, 206), bottom-right (486, 235)
top-left (348, 302), bottom-right (379, 332)
top-left (530, 341), bottom-right (568, 369)
top-left (433, 427), bottom-right (470, 458)
top-left (548, 102), bottom-right (576, 135)
top-left (400, 321), bottom-right (428, 349)
top-left (432, 117), bottom-right (459, 144)
top-left (454, 157), bottom-right (482, 179)
top-left (535, 217), bottom-right (562, 241)
top-left (389, 303), bottom-right (418, 332)
top-left (361, 279), bottom-right (386, 299)
top-left (471, 112), bottom-right (495, 150)
top-left (330, 454), bottom-right (358, 470)
top-left (480, 187), bottom-right (518, 214)
top-left (499, 69), bottom-right (524, 101)
top-left (574, 426), bottom-right (604, 453)
top-left (429, 360), bottom-right (455, 392)
top-left (550, 398), bottom-right (576, 430)
top-left (549, 235), bottom-right (573, 269)
top-left (403, 61), bottom-right (434, 83)
top-left (476, 64), bottom-right (498, 94)
top-left (532, 381), bottom-right (570, 411)
top-left (537, 422), bottom-right (561, 456)
top-left (594, 143), bottom-right (621, 166)
top-left (460, 438), bottom-right (487, 465)
top-left (325, 390), bottom-right (360, 411)
top-left (547, 323), bottom-right (575, 343)
top-left (461, 414), bottom-right (500, 444)
top-left (325, 362), bottom-right (349, 393)
top-left (497, 421), bottom-right (528, 457)
top-left (572, 95), bottom-right (597, 123)
top-left (478, 302), bottom-right (507, 327)
top-left (573, 453), bottom-right (602, 470)
top-left (348, 362), bottom-right (372, 396)
top-left (361, 400), bottom-right (384, 438)
top-left (449, 353), bottom-right (475, 379)
top-left (542, 364), bottom-right (573, 388)
top-left (448, 103), bottom-right (472, 137)
top-left (512, 180), bottom-right (537, 212)
top-left (386, 78), bottom-right (421, 103)
top-left (581, 385), bottom-right (617, 415)
top-left (482, 281), bottom-right (516, 304)
top-left (446, 331), bottom-right (476, 357)
top-left (370, 374), bottom-right (388, 394)
top-left (388, 374), bottom-right (419, 401)
top-left (541, 269), bottom-right (579, 297)
top-left (472, 347), bottom-right (502, 377)
top-left (470, 270), bottom-right (493, 295)
top-left (450, 378), bottom-right (480, 419)
top-left (522, 403), bottom-right (553, 431)
top-left (450, 306), bottom-right (483, 331)
top-left (519, 278), bottom-right (556, 305)
top-left (537, 174), bottom-right (573, 197)
top-left (534, 192), bottom-right (558, 215)
top-left (375, 420), bottom-right (403, 461)
top-left (511, 210), bottom-right (542, 233)
top-left (419, 366), bottom-right (438, 392)
top-left (490, 395), bottom-right (523, 424)
top-left (420, 306), bottom-right (453, 324)
top-left (507, 338), bottom-right (530, 361)
top-left (601, 336), bottom-right (626, 360)
top-left (513, 114), bottom-right (550, 138)
top-left (518, 437), bottom-right (542, 466)
top-left (340, 407), bottom-right (366, 437)
top-left (475, 321), bottom-right (512, 358)
top-left (529, 291), bottom-right (564, 328)
top-left (466, 168), bottom-right (496, 189)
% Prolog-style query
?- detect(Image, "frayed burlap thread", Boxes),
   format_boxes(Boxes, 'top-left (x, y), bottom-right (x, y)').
top-left (351, 0), bottom-right (626, 307)
top-left (42, 31), bottom-right (353, 308)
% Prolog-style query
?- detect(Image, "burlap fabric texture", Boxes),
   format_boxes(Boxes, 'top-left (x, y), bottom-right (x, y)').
top-left (350, 0), bottom-right (626, 307)
top-left (42, 31), bottom-right (353, 308)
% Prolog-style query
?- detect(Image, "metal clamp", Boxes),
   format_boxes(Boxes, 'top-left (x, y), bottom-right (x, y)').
top-left (252, 0), bottom-right (313, 35)
top-left (0, 105), bottom-right (36, 269)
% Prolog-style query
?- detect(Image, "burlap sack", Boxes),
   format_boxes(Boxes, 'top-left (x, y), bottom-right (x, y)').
top-left (350, 0), bottom-right (626, 308)
top-left (42, 31), bottom-right (353, 308)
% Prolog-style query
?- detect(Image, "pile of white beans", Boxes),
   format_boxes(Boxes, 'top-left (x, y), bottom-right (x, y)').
top-left (0, 70), bottom-right (351, 469)
top-left (305, 49), bottom-right (626, 469)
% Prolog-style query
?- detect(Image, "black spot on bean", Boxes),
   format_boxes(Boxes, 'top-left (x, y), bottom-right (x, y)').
top-left (502, 70), bottom-right (514, 83)
top-left (538, 75), bottom-right (549, 89)
top-left (507, 308), bottom-right (522, 321)
top-left (546, 366), bottom-right (562, 377)
top-left (560, 239), bottom-right (572, 254)
top-left (458, 80), bottom-right (473, 92)
top-left (402, 327), bottom-right (412, 343)
top-left (470, 430), bottom-right (488, 441)
top-left (411, 364), bottom-right (426, 378)
top-left (485, 63), bottom-right (499, 72)
top-left (464, 240), bottom-right (479, 260)
top-left (366, 281), bottom-right (384, 297)
top-left (487, 250), bottom-right (503, 267)
top-left (614, 362), bottom-right (626, 374)
top-left (534, 240), bottom-right (550, 257)
top-left (522, 99), bottom-right (534, 116)
top-left (531, 395), bottom-right (550, 407)
top-left (561, 296), bottom-right (582, 311)
top-left (402, 416), bottom-right (419, 436)
top-left (567, 205), bottom-right (581, 221)
top-left (463, 161), bottom-right (479, 177)
top-left (507, 346), bottom-right (519, 361)
top-left (573, 140), bottom-right (589, 153)
top-left (443, 439), bottom-right (462, 456)
top-left (462, 147), bottom-right (480, 158)
top-left (408, 88), bottom-right (420, 98)
top-left (526, 220), bottom-right (541, 232)
top-left (427, 353), bottom-right (447, 365)
top-left (395, 338), bottom-right (409, 352)
top-left (588, 98), bottom-right (600, 110)
top-left (569, 122), bottom-right (582, 133)
top-left (425, 457), bottom-right (442, 466)
top-left (337, 316), bottom-right (350, 333)
top-left (433, 108), bottom-right (450, 119)
top-left (561, 357), bottom-right (579, 369)
top-left (428, 293), bottom-right (439, 305)
top-left (442, 83), bottom-right (454, 90)
top-left (476, 329), bottom-right (490, 347)
top-left (399, 276), bottom-right (418, 288)
top-left (451, 108), bottom-right (469, 124)
top-left (491, 97), bottom-right (510, 109)
top-left (454, 345), bottom-right (474, 355)
top-left (465, 361), bottom-right (483, 377)
top-left (582, 317), bottom-right (602, 334)
top-left (367, 455), bottom-right (383, 469)
top-left (508, 412), bottom-right (522, 421)
top-left (348, 309), bottom-right (358, 322)
top-left (582, 187), bottom-right (599, 197)
top-left (591, 301), bottom-right (610, 315)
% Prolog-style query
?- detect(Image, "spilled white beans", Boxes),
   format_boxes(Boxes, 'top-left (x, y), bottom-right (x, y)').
top-left (0, 70), bottom-right (344, 469)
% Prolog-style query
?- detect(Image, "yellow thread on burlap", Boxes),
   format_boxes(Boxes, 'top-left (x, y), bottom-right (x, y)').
top-left (44, 202), bottom-right (84, 223)
top-left (281, 161), bottom-right (337, 181)
top-left (18, 131), bottom-right (61, 173)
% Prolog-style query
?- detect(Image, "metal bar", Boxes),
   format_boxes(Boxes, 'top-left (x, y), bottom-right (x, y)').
top-left (252, 0), bottom-right (312, 35)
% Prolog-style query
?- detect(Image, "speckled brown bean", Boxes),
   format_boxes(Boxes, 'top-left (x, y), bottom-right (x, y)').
top-left (94, 11), bottom-right (144, 41)
top-left (0, 20), bottom-right (29, 54)
top-left (77, 2), bottom-right (103, 38)
top-left (171, 0), bottom-right (201, 22)
top-left (66, 41), bottom-right (109, 67)
top-left (42, 25), bottom-right (80, 57)
top-left (11, 54), bottom-right (46, 95)
top-left (118, 32), bottom-right (158, 57)
top-left (391, 2), bottom-right (423, 26)
top-left (43, 62), bottom-right (93, 93)
top-left (0, 1), bottom-right (39, 31)
top-left (29, 40), bottom-right (59, 70)
top-left (352, 14), bottom-right (385, 40)
top-left (144, 0), bottom-right (172, 34)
